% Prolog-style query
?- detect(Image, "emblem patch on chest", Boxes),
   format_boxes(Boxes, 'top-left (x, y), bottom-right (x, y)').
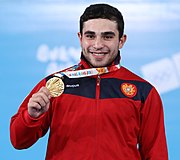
top-left (121, 83), bottom-right (137, 98)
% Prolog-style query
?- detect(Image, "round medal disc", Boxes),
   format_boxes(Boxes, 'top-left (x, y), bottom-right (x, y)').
top-left (46, 77), bottom-right (64, 97)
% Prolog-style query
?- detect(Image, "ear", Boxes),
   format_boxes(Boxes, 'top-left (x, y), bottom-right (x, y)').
top-left (77, 32), bottom-right (82, 44)
top-left (119, 34), bottom-right (127, 49)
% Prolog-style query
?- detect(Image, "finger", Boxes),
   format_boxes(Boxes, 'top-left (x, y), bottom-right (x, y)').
top-left (28, 100), bottom-right (42, 111)
top-left (39, 86), bottom-right (51, 99)
top-left (31, 94), bottom-right (48, 107)
top-left (28, 98), bottom-right (49, 114)
top-left (32, 92), bottom-right (50, 106)
top-left (28, 102), bottom-right (43, 118)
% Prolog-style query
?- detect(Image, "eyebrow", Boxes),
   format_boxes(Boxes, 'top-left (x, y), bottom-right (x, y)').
top-left (84, 31), bottom-right (116, 36)
top-left (101, 31), bottom-right (115, 36)
top-left (84, 31), bottom-right (95, 35)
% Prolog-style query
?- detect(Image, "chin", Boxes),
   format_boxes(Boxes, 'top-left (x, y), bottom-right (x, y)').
top-left (89, 59), bottom-right (109, 68)
top-left (92, 63), bottom-right (106, 68)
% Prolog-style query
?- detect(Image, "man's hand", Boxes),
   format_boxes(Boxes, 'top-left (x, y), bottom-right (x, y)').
top-left (28, 86), bottom-right (51, 118)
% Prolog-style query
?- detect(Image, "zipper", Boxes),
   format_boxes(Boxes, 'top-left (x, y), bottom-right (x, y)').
top-left (94, 75), bottom-right (101, 160)
top-left (96, 75), bottom-right (101, 99)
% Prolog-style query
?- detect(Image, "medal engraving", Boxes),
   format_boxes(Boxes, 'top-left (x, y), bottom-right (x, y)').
top-left (46, 77), bottom-right (64, 97)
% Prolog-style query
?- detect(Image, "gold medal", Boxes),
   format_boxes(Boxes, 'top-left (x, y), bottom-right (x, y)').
top-left (46, 77), bottom-right (64, 97)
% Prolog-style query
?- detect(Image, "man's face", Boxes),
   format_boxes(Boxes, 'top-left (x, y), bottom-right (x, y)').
top-left (78, 18), bottom-right (126, 67)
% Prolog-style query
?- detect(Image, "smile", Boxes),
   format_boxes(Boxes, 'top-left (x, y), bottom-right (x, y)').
top-left (92, 52), bottom-right (106, 56)
top-left (90, 52), bottom-right (108, 59)
top-left (90, 51), bottom-right (108, 55)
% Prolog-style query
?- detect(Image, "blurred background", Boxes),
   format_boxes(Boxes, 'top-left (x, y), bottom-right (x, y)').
top-left (0, 0), bottom-right (180, 159)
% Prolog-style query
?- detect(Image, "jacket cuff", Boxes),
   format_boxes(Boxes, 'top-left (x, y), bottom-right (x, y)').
top-left (21, 110), bottom-right (45, 127)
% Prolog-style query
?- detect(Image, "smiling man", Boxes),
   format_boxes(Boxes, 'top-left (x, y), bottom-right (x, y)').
top-left (10, 3), bottom-right (168, 160)
top-left (78, 18), bottom-right (126, 67)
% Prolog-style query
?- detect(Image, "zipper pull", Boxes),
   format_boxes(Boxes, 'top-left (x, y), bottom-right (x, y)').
top-left (97, 75), bottom-right (101, 86)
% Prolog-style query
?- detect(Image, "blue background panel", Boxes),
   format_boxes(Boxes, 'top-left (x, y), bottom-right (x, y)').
top-left (0, 1), bottom-right (180, 159)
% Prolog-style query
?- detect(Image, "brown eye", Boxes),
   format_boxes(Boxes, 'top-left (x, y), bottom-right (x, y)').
top-left (104, 35), bottom-right (113, 40)
top-left (86, 34), bottom-right (95, 39)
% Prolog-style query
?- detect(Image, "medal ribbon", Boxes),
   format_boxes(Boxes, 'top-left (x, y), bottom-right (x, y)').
top-left (54, 63), bottom-right (121, 79)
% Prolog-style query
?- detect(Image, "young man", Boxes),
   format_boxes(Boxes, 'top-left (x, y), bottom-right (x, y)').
top-left (10, 3), bottom-right (168, 160)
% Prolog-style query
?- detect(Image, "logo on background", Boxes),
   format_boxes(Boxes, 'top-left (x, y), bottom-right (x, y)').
top-left (141, 52), bottom-right (180, 94)
top-left (36, 44), bottom-right (81, 75)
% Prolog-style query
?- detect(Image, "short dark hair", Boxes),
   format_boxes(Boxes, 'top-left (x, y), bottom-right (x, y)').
top-left (79, 3), bottom-right (124, 39)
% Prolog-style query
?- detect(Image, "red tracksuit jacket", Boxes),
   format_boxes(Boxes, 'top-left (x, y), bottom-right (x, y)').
top-left (10, 54), bottom-right (168, 160)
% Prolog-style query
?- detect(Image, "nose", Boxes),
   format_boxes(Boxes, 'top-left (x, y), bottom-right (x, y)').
top-left (93, 37), bottom-right (104, 49)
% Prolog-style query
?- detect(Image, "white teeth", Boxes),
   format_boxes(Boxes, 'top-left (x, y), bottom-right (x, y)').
top-left (92, 52), bottom-right (105, 55)
top-left (94, 53), bottom-right (105, 56)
